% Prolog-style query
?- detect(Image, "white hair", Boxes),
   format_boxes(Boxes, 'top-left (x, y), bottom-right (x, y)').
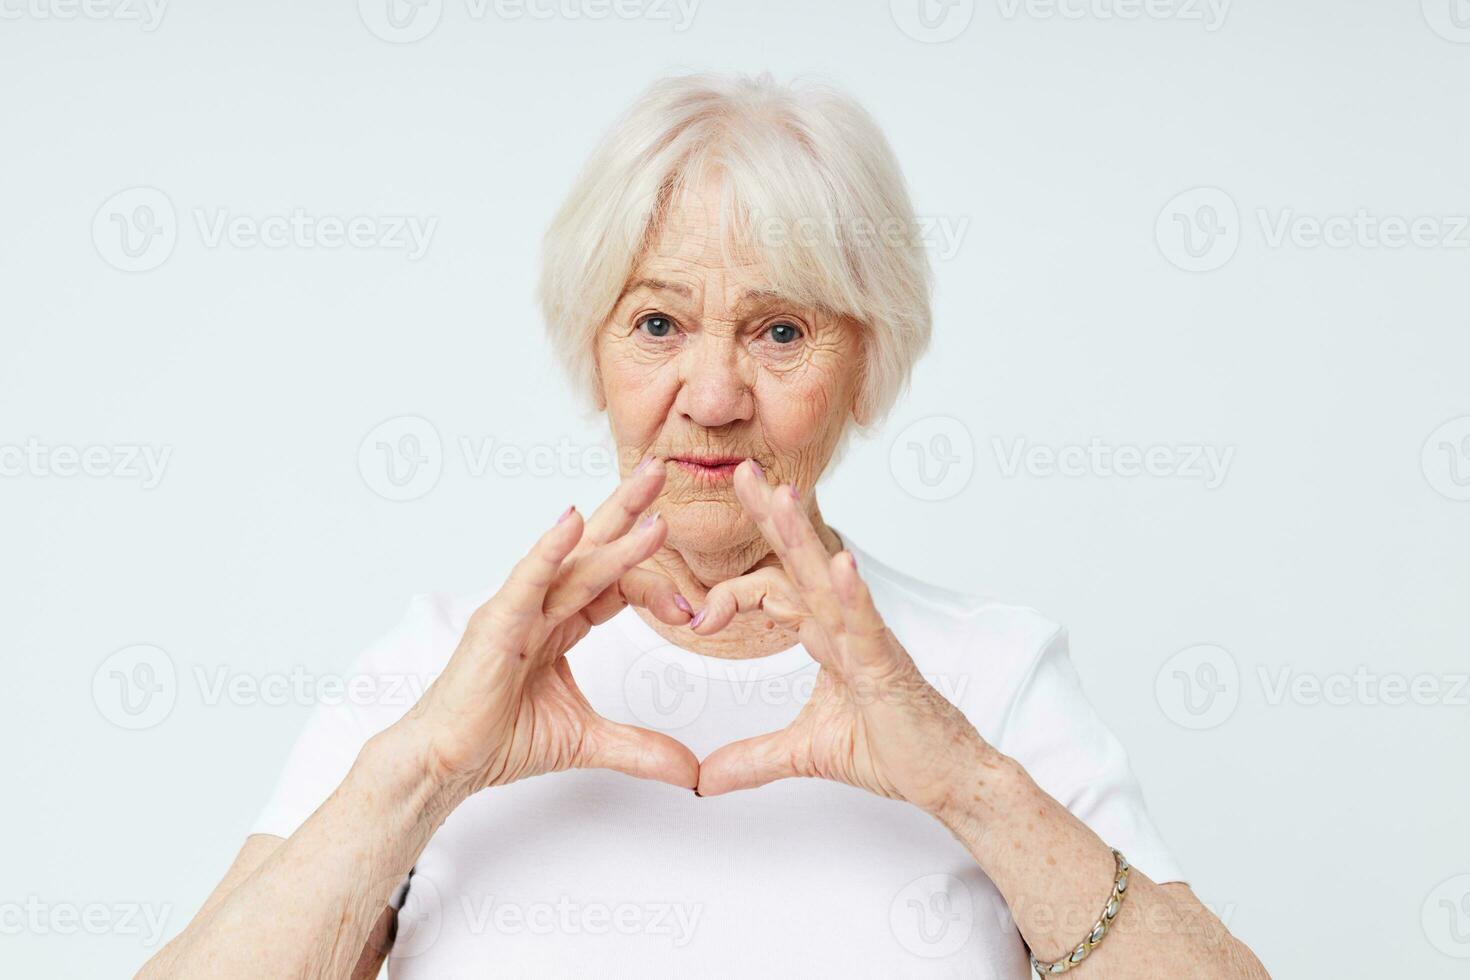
top-left (537, 72), bottom-right (933, 430)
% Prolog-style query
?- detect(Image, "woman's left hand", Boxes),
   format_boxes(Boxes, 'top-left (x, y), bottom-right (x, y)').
top-left (693, 460), bottom-right (998, 815)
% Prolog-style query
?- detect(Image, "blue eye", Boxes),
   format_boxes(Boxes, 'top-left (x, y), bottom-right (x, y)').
top-left (767, 322), bottom-right (801, 344)
top-left (639, 315), bottom-right (674, 338)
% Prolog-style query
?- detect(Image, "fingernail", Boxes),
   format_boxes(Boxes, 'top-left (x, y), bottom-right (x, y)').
top-left (689, 609), bottom-right (706, 629)
top-left (693, 787), bottom-right (703, 798)
top-left (634, 454), bottom-right (655, 475)
top-left (749, 459), bottom-right (764, 480)
top-left (638, 511), bottom-right (659, 529)
top-left (674, 594), bottom-right (693, 615)
top-left (844, 551), bottom-right (857, 570)
top-left (788, 483), bottom-right (800, 501)
top-left (557, 505), bottom-right (575, 524)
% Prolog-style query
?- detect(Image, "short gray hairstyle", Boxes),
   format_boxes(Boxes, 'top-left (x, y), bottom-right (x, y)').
top-left (538, 72), bottom-right (933, 429)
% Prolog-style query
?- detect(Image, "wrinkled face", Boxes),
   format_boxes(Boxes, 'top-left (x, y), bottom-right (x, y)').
top-left (594, 181), bottom-right (863, 557)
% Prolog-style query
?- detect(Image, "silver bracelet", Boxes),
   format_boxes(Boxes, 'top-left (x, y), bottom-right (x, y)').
top-left (1028, 849), bottom-right (1130, 976)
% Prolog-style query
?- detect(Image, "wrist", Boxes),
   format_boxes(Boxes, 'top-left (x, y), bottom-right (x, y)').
top-left (350, 718), bottom-right (469, 842)
top-left (930, 740), bottom-right (1044, 848)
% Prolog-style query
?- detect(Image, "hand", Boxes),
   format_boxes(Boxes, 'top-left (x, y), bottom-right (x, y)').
top-left (405, 460), bottom-right (700, 801)
top-left (695, 461), bottom-right (992, 816)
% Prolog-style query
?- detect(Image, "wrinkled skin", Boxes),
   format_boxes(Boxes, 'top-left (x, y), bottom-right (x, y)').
top-left (586, 176), bottom-right (982, 812)
top-left (408, 462), bottom-right (702, 796)
top-left (693, 462), bottom-right (985, 816)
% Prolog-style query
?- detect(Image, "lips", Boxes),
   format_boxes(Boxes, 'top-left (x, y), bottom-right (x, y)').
top-left (667, 455), bottom-right (746, 483)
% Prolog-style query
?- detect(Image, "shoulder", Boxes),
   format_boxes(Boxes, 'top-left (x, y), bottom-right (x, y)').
top-left (848, 539), bottom-right (1067, 740)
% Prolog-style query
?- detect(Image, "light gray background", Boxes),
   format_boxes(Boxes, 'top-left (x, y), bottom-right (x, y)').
top-left (3, 1), bottom-right (1468, 976)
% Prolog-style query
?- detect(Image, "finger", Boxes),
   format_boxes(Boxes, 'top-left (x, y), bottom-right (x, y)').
top-left (579, 714), bottom-right (699, 789)
top-left (479, 506), bottom-right (584, 634)
top-left (732, 462), bottom-right (835, 603)
top-left (616, 567), bottom-right (693, 626)
top-left (732, 458), bottom-right (778, 533)
top-left (693, 566), bottom-right (802, 635)
top-left (765, 485), bottom-right (847, 639)
top-left (696, 728), bottom-right (802, 797)
top-left (542, 514), bottom-right (667, 624)
top-left (580, 455), bottom-right (666, 546)
top-left (829, 550), bottom-right (896, 673)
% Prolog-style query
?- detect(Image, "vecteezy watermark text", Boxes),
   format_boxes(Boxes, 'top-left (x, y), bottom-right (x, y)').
top-left (992, 437), bottom-right (1235, 489)
top-left (0, 897), bottom-right (171, 947)
top-left (358, 0), bottom-right (701, 43)
top-left (0, 0), bottom-right (167, 30)
top-left (0, 439), bottom-right (171, 489)
top-left (1157, 187), bottom-right (1470, 272)
top-left (93, 187), bottom-right (438, 273)
top-left (1156, 644), bottom-right (1470, 730)
top-left (358, 415), bottom-right (620, 502)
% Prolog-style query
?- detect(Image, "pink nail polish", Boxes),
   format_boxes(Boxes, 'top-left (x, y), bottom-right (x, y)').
top-left (638, 511), bottom-right (659, 529)
top-left (674, 594), bottom-right (693, 615)
top-left (788, 483), bottom-right (800, 501)
top-left (689, 609), bottom-right (706, 629)
top-left (557, 505), bottom-right (575, 524)
top-left (634, 454), bottom-right (655, 475)
top-left (749, 459), bottom-right (764, 480)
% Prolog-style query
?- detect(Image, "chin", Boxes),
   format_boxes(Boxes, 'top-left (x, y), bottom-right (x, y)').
top-left (662, 503), bottom-right (757, 559)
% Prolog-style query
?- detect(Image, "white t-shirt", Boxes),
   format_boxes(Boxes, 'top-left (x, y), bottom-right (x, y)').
top-left (253, 538), bottom-right (1183, 979)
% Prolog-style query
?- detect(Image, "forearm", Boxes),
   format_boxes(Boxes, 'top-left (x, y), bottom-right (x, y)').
top-left (138, 720), bottom-right (458, 980)
top-left (935, 742), bottom-right (1268, 979)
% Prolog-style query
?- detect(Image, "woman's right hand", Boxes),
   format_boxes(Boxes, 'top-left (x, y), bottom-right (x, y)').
top-left (401, 459), bottom-right (699, 802)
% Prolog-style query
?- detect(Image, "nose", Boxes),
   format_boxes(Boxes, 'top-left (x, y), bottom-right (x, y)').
top-left (673, 333), bottom-right (754, 429)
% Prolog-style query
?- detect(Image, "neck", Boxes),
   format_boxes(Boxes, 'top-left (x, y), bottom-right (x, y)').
top-left (632, 500), bottom-right (843, 660)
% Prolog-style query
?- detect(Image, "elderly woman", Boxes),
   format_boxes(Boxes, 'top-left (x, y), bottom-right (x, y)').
top-left (139, 75), bottom-right (1267, 979)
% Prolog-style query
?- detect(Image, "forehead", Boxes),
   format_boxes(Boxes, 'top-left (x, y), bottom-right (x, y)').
top-left (629, 180), bottom-right (777, 294)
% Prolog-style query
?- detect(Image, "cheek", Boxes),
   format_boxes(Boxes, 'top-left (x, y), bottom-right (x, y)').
top-left (598, 338), bottom-right (679, 445)
top-left (754, 364), bottom-right (850, 453)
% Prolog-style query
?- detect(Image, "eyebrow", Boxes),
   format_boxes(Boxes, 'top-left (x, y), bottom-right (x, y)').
top-left (738, 288), bottom-right (784, 305)
top-left (623, 277), bottom-right (692, 299)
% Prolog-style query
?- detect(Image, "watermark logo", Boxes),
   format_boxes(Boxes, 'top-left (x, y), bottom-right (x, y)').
top-left (361, 0), bottom-right (700, 41)
top-left (1423, 874), bottom-right (1470, 958)
top-left (1160, 189), bottom-right (1470, 271)
top-left (1422, 416), bottom-right (1470, 502)
top-left (992, 437), bottom-right (1233, 489)
top-left (192, 665), bottom-right (434, 709)
top-left (890, 416), bottom-right (975, 502)
top-left (1257, 209), bottom-right (1470, 251)
top-left (1156, 187), bottom-right (1240, 273)
top-left (393, 872), bottom-right (444, 958)
top-left (0, 897), bottom-right (171, 946)
top-left (890, 0), bottom-right (975, 43)
top-left (93, 187), bottom-right (177, 273)
top-left (1422, 0), bottom-right (1470, 42)
top-left (191, 208), bottom-right (437, 259)
top-left (357, 417), bottom-right (619, 502)
top-left (359, 0), bottom-right (443, 42)
top-left (0, 0), bottom-right (168, 30)
top-left (1257, 666), bottom-right (1467, 708)
top-left (460, 894), bottom-right (702, 945)
top-left (749, 211), bottom-right (972, 263)
top-left (623, 652), bottom-right (709, 731)
top-left (0, 439), bottom-right (172, 488)
top-left (93, 188), bottom-right (438, 271)
top-left (92, 644), bottom-right (177, 730)
top-left (994, 0), bottom-right (1230, 31)
top-left (1155, 643), bottom-right (1239, 730)
top-left (890, 873), bottom-right (973, 958)
top-left (359, 415), bottom-right (444, 502)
